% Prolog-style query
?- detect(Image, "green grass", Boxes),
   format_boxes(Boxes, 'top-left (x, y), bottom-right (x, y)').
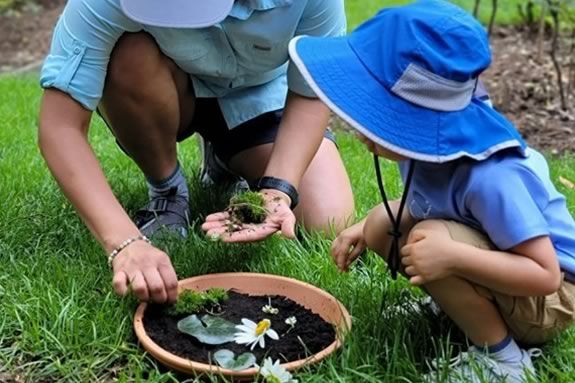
top-left (345, 0), bottom-right (525, 29)
top-left (2, 73), bottom-right (575, 382)
top-left (1, 2), bottom-right (574, 380)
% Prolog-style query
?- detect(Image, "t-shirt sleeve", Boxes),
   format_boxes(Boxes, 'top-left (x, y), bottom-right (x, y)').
top-left (287, 0), bottom-right (346, 97)
top-left (465, 164), bottom-right (551, 250)
top-left (40, 0), bottom-right (140, 110)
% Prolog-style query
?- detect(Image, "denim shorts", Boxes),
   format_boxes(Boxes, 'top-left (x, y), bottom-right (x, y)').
top-left (100, 97), bottom-right (336, 164)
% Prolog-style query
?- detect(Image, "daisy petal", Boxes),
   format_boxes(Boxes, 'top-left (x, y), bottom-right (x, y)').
top-left (235, 325), bottom-right (254, 332)
top-left (267, 329), bottom-right (279, 340)
top-left (241, 318), bottom-right (256, 327)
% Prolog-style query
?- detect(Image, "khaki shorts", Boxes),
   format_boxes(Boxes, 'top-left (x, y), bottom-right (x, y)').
top-left (442, 220), bottom-right (575, 345)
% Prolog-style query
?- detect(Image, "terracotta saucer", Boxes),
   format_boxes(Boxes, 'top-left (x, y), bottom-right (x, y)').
top-left (133, 272), bottom-right (352, 380)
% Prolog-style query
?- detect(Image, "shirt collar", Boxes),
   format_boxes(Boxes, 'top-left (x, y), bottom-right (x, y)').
top-left (228, 0), bottom-right (293, 20)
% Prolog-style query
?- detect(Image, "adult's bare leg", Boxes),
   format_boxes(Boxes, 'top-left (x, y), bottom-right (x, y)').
top-left (228, 138), bottom-right (355, 233)
top-left (99, 32), bottom-right (195, 181)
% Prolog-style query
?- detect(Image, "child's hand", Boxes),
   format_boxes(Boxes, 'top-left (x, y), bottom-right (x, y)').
top-left (400, 229), bottom-right (457, 285)
top-left (331, 220), bottom-right (367, 272)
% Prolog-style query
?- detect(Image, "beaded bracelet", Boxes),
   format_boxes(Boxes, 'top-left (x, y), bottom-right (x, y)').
top-left (107, 235), bottom-right (151, 267)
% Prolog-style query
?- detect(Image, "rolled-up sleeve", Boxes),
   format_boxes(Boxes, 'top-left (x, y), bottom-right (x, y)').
top-left (40, 0), bottom-right (139, 110)
top-left (288, 0), bottom-right (346, 97)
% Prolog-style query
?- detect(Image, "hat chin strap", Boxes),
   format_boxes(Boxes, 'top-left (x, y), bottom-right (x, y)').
top-left (373, 155), bottom-right (416, 281)
top-left (391, 63), bottom-right (477, 112)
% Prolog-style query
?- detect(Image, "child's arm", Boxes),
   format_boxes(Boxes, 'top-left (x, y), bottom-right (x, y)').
top-left (450, 235), bottom-right (561, 296)
top-left (332, 200), bottom-right (416, 272)
top-left (331, 217), bottom-right (367, 272)
top-left (401, 229), bottom-right (561, 296)
top-left (331, 218), bottom-right (367, 272)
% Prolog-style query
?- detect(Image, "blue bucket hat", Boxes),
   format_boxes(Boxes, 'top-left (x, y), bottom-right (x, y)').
top-left (289, 0), bottom-right (526, 163)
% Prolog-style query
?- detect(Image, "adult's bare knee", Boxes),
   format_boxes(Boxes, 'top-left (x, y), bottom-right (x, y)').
top-left (106, 32), bottom-right (164, 92)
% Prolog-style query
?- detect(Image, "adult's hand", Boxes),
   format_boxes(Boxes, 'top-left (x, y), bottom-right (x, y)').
top-left (112, 240), bottom-right (179, 303)
top-left (202, 189), bottom-right (296, 242)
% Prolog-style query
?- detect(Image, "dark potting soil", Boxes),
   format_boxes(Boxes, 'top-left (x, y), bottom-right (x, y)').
top-left (142, 291), bottom-right (337, 364)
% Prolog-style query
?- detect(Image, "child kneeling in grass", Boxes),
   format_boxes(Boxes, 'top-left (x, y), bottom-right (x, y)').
top-left (290, 1), bottom-right (575, 381)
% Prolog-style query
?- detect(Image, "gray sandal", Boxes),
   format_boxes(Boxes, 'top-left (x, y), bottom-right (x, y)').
top-left (134, 187), bottom-right (190, 238)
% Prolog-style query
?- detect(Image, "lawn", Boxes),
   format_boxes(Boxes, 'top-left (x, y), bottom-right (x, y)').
top-left (2, 2), bottom-right (575, 382)
top-left (346, 0), bottom-right (527, 28)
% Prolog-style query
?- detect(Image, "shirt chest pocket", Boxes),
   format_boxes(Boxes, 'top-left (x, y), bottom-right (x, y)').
top-left (151, 28), bottom-right (212, 62)
top-left (233, 36), bottom-right (290, 73)
top-left (409, 190), bottom-right (433, 220)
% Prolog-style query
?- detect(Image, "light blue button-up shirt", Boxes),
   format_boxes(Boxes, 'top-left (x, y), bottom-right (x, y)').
top-left (40, 0), bottom-right (346, 128)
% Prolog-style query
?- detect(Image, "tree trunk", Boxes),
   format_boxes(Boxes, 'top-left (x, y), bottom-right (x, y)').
top-left (488, 0), bottom-right (498, 37)
top-left (473, 0), bottom-right (481, 18)
top-left (536, 0), bottom-right (548, 62)
top-left (568, 27), bottom-right (575, 101)
top-left (547, 0), bottom-right (567, 110)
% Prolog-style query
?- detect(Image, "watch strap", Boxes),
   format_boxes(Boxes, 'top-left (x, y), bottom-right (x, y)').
top-left (254, 176), bottom-right (299, 210)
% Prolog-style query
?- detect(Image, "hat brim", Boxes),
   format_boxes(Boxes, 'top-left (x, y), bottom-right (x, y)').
top-left (289, 36), bottom-right (526, 163)
top-left (120, 0), bottom-right (234, 28)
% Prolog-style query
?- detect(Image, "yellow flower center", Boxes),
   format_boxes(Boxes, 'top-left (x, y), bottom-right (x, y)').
top-left (255, 319), bottom-right (271, 336)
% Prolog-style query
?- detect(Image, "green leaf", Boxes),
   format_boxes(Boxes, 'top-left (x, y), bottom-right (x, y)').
top-left (177, 315), bottom-right (237, 345)
top-left (213, 349), bottom-right (256, 371)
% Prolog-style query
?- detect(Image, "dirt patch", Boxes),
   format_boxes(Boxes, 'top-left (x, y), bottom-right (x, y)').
top-left (0, 372), bottom-right (25, 383)
top-left (143, 291), bottom-right (336, 364)
top-left (483, 27), bottom-right (575, 155)
top-left (1, 2), bottom-right (573, 153)
top-left (331, 26), bottom-right (574, 155)
top-left (0, 0), bottom-right (63, 72)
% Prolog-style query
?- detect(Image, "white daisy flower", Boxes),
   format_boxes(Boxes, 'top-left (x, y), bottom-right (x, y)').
top-left (234, 318), bottom-right (279, 350)
top-left (258, 358), bottom-right (297, 383)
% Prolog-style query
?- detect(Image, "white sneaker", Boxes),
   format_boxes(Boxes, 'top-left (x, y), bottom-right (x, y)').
top-left (424, 346), bottom-right (541, 383)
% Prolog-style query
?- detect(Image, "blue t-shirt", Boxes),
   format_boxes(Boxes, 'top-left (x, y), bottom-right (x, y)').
top-left (39, 0), bottom-right (346, 128)
top-left (399, 148), bottom-right (575, 276)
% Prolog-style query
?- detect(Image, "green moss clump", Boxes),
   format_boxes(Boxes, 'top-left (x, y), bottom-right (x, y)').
top-left (203, 288), bottom-right (229, 305)
top-left (227, 191), bottom-right (267, 225)
top-left (166, 288), bottom-right (229, 316)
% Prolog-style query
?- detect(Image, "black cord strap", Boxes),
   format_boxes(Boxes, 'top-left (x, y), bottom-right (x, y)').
top-left (254, 176), bottom-right (299, 210)
top-left (373, 155), bottom-right (416, 279)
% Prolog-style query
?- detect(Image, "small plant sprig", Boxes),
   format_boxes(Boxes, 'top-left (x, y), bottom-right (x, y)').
top-left (262, 297), bottom-right (279, 315)
top-left (285, 316), bottom-right (297, 328)
top-left (166, 288), bottom-right (229, 316)
top-left (225, 191), bottom-right (267, 233)
top-left (284, 316), bottom-right (297, 336)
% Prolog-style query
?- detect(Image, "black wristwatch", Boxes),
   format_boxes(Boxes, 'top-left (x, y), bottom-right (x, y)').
top-left (253, 176), bottom-right (299, 210)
